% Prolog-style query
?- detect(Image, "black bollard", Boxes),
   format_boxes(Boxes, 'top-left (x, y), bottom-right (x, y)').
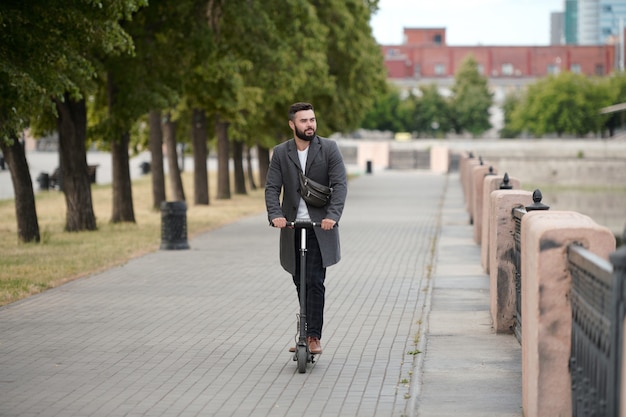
top-left (160, 201), bottom-right (190, 250)
top-left (37, 172), bottom-right (50, 190)
top-left (140, 161), bottom-right (151, 175)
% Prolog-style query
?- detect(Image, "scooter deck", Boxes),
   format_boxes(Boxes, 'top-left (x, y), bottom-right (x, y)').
top-left (288, 345), bottom-right (321, 357)
top-left (292, 350), bottom-right (319, 363)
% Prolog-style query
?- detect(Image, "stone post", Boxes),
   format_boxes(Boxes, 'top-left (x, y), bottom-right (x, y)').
top-left (470, 162), bottom-right (491, 239)
top-left (460, 154), bottom-right (480, 217)
top-left (521, 211), bottom-right (615, 417)
top-left (430, 145), bottom-right (449, 174)
top-left (488, 188), bottom-right (531, 333)
top-left (481, 174), bottom-right (520, 273)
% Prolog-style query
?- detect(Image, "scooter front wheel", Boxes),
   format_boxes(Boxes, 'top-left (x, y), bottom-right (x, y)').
top-left (296, 345), bottom-right (307, 373)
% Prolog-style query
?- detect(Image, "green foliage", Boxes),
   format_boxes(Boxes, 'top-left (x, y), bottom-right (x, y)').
top-left (413, 84), bottom-right (452, 137)
top-left (312, 0), bottom-right (388, 134)
top-left (505, 72), bottom-right (613, 138)
top-left (89, 0), bottom-right (210, 148)
top-left (598, 73), bottom-right (626, 135)
top-left (2, 0), bottom-right (389, 149)
top-left (0, 0), bottom-right (145, 142)
top-left (360, 86), bottom-right (404, 132)
top-left (499, 93), bottom-right (523, 138)
top-left (450, 55), bottom-right (493, 137)
top-left (359, 56), bottom-right (493, 137)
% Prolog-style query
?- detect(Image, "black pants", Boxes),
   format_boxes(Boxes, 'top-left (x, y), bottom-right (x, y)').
top-left (293, 227), bottom-right (326, 340)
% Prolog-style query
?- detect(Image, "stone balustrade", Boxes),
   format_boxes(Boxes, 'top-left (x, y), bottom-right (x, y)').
top-left (458, 151), bottom-right (624, 417)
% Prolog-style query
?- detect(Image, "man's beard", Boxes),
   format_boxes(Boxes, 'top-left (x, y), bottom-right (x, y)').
top-left (295, 127), bottom-right (316, 142)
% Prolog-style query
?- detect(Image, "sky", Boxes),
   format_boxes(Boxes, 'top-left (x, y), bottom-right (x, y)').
top-left (370, 0), bottom-right (565, 46)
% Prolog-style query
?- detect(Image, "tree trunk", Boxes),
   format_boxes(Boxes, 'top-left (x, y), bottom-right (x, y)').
top-left (55, 94), bottom-right (97, 232)
top-left (192, 108), bottom-right (209, 205)
top-left (110, 131), bottom-right (135, 223)
top-left (164, 113), bottom-right (185, 201)
top-left (149, 110), bottom-right (166, 210)
top-left (232, 140), bottom-right (246, 195)
top-left (215, 115), bottom-right (231, 199)
top-left (257, 145), bottom-right (270, 189)
top-left (246, 145), bottom-right (257, 191)
top-left (0, 136), bottom-right (40, 242)
top-left (107, 72), bottom-right (135, 223)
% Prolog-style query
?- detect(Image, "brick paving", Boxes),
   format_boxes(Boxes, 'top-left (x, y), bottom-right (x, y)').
top-left (0, 170), bottom-right (521, 417)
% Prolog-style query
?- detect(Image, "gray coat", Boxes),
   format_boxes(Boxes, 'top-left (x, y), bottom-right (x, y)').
top-left (265, 136), bottom-right (347, 275)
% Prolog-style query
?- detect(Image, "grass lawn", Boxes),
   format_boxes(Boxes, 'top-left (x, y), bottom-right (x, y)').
top-left (0, 172), bottom-right (266, 307)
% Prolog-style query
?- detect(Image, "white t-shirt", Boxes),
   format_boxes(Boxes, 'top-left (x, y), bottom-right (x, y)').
top-left (296, 147), bottom-right (311, 221)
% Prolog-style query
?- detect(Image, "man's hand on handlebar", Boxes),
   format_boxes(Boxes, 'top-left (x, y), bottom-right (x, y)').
top-left (271, 217), bottom-right (287, 228)
top-left (320, 218), bottom-right (336, 231)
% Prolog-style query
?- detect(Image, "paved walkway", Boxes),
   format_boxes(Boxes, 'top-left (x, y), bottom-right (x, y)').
top-left (0, 170), bottom-right (521, 417)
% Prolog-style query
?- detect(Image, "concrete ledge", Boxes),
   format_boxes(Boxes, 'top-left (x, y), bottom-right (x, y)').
top-left (521, 211), bottom-right (616, 417)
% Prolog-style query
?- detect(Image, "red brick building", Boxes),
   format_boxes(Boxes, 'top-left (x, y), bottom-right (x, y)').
top-left (382, 28), bottom-right (617, 79)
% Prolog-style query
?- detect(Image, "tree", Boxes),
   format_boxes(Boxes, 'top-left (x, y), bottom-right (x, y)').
top-left (190, 108), bottom-right (209, 205)
top-left (228, 0), bottom-right (332, 190)
top-left (55, 94), bottom-right (97, 231)
top-left (414, 84), bottom-right (452, 137)
top-left (0, 0), bottom-right (143, 239)
top-left (148, 110), bottom-right (167, 209)
top-left (360, 87), bottom-right (403, 132)
top-left (450, 55), bottom-right (493, 137)
top-left (600, 73), bottom-right (626, 136)
top-left (90, 0), bottom-right (210, 217)
top-left (499, 92), bottom-right (523, 138)
top-left (510, 72), bottom-right (610, 137)
top-left (0, 135), bottom-right (39, 242)
top-left (163, 113), bottom-right (185, 201)
top-left (311, 0), bottom-right (388, 133)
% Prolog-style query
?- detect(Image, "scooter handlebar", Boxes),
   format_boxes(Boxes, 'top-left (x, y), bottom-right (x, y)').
top-left (287, 221), bottom-right (321, 228)
top-left (270, 220), bottom-right (336, 228)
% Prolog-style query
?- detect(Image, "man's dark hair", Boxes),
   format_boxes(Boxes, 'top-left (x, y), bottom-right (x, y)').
top-left (288, 102), bottom-right (314, 121)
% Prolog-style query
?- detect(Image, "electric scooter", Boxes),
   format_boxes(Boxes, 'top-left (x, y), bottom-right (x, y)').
top-left (289, 220), bottom-right (321, 373)
top-left (272, 220), bottom-right (322, 373)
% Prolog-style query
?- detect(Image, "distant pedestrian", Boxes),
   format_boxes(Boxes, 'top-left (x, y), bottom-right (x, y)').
top-left (265, 102), bottom-right (347, 354)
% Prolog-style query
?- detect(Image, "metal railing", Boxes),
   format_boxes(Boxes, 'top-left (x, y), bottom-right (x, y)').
top-left (608, 231), bottom-right (626, 417)
top-left (512, 206), bottom-right (525, 343)
top-left (567, 227), bottom-right (626, 417)
top-left (568, 244), bottom-right (613, 417)
top-left (511, 189), bottom-right (549, 343)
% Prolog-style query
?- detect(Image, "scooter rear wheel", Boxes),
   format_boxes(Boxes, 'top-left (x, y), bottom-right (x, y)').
top-left (296, 345), bottom-right (307, 373)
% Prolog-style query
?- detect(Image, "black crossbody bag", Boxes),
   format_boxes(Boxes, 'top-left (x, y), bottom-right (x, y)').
top-left (298, 170), bottom-right (333, 208)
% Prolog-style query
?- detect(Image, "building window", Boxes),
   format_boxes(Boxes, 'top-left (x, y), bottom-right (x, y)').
top-left (571, 63), bottom-right (582, 73)
top-left (433, 34), bottom-right (442, 45)
top-left (414, 64), bottom-right (421, 77)
top-left (434, 64), bottom-right (446, 75)
top-left (547, 64), bottom-right (560, 74)
top-left (501, 63), bottom-right (514, 76)
top-left (595, 64), bottom-right (605, 75)
top-left (477, 64), bottom-right (484, 75)
top-left (386, 48), bottom-right (400, 58)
